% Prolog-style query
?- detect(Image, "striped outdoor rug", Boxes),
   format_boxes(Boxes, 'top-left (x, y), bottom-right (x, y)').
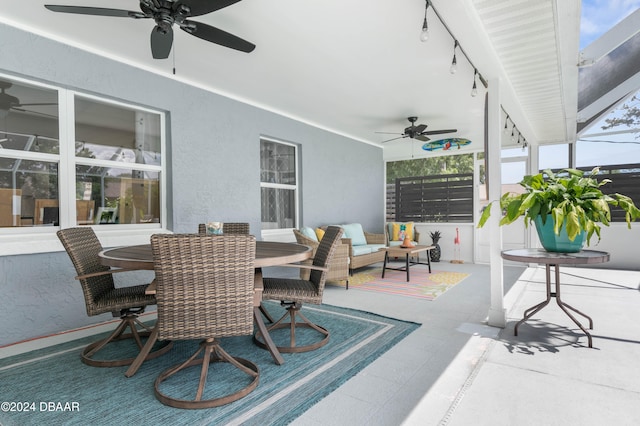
top-left (329, 266), bottom-right (470, 300)
top-left (0, 302), bottom-right (418, 426)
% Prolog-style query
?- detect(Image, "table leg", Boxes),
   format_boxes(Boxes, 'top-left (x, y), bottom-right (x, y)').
top-left (254, 269), bottom-right (285, 365)
top-left (405, 253), bottom-right (410, 281)
top-left (552, 264), bottom-right (593, 348)
top-left (514, 264), bottom-right (553, 336)
top-left (426, 249), bottom-right (432, 273)
top-left (254, 307), bottom-right (284, 365)
top-left (382, 251), bottom-right (389, 278)
top-left (515, 264), bottom-right (594, 348)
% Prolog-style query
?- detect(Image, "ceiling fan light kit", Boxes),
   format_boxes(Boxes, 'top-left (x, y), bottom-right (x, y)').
top-left (45, 0), bottom-right (256, 60)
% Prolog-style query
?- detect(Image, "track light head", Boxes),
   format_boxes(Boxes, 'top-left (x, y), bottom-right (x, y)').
top-left (420, 0), bottom-right (430, 42)
top-left (450, 41), bottom-right (459, 74)
top-left (471, 69), bottom-right (478, 97)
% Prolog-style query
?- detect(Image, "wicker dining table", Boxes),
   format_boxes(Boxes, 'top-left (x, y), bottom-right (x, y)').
top-left (99, 240), bottom-right (313, 372)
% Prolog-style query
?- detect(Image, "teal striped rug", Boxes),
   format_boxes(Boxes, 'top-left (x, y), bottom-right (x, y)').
top-left (0, 302), bottom-right (419, 426)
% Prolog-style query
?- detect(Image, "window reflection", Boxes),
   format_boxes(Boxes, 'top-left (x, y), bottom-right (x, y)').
top-left (75, 98), bottom-right (161, 166)
top-left (0, 159), bottom-right (59, 227)
top-left (76, 166), bottom-right (160, 225)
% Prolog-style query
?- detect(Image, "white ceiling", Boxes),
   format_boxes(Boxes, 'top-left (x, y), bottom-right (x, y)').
top-left (0, 0), bottom-right (581, 158)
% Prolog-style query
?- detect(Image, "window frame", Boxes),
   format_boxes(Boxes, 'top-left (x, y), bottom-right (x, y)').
top-left (0, 73), bottom-right (167, 256)
top-left (259, 137), bottom-right (299, 239)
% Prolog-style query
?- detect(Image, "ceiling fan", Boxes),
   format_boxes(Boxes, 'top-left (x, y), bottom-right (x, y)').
top-left (377, 117), bottom-right (457, 143)
top-left (44, 0), bottom-right (256, 59)
top-left (0, 81), bottom-right (57, 118)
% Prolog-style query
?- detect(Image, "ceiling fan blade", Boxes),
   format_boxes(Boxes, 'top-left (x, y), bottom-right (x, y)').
top-left (10, 107), bottom-right (58, 119)
top-left (150, 26), bottom-right (174, 59)
top-left (44, 5), bottom-right (142, 18)
top-left (413, 124), bottom-right (427, 133)
top-left (174, 0), bottom-right (243, 17)
top-left (381, 135), bottom-right (409, 143)
top-left (374, 131), bottom-right (403, 135)
top-left (16, 103), bottom-right (57, 107)
top-left (422, 129), bottom-right (458, 135)
top-left (415, 134), bottom-right (430, 142)
top-left (181, 20), bottom-right (255, 53)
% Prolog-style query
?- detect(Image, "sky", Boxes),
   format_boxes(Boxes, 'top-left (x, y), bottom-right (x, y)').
top-left (580, 0), bottom-right (640, 49)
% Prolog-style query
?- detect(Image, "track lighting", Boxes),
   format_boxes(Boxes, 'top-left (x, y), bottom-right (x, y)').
top-left (418, 1), bottom-right (487, 95)
top-left (471, 69), bottom-right (478, 97)
top-left (420, 0), bottom-right (430, 42)
top-left (503, 109), bottom-right (527, 146)
top-left (450, 40), bottom-right (458, 74)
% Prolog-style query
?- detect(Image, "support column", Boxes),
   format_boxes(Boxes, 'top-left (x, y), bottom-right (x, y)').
top-left (486, 78), bottom-right (506, 327)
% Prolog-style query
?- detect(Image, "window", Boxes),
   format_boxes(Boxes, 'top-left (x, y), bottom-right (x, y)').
top-left (0, 75), bottom-right (164, 235)
top-left (260, 138), bottom-right (298, 235)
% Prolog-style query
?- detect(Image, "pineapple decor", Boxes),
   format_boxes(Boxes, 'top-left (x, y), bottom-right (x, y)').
top-left (429, 231), bottom-right (441, 262)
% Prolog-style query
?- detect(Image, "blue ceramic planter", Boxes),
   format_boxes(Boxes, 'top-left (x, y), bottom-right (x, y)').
top-left (534, 215), bottom-right (585, 253)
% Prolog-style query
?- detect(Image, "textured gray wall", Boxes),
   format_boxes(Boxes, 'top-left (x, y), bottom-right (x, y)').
top-left (0, 23), bottom-right (383, 346)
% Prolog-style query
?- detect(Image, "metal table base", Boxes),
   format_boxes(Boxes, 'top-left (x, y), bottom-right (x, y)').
top-left (502, 248), bottom-right (610, 349)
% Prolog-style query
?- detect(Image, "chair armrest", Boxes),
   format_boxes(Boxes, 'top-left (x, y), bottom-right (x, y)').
top-left (341, 237), bottom-right (353, 257)
top-left (365, 232), bottom-right (385, 245)
top-left (75, 268), bottom-right (137, 280)
top-left (145, 279), bottom-right (157, 295)
top-left (278, 263), bottom-right (328, 272)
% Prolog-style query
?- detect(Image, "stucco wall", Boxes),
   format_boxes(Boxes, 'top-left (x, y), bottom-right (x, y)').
top-left (0, 23), bottom-right (384, 346)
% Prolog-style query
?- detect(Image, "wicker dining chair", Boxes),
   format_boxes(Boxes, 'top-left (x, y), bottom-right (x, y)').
top-left (57, 227), bottom-right (172, 367)
top-left (254, 225), bottom-right (344, 353)
top-left (151, 233), bottom-right (259, 409)
top-left (198, 222), bottom-right (250, 235)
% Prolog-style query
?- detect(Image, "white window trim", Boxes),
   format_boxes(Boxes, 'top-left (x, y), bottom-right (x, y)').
top-left (260, 137), bottom-right (299, 241)
top-left (0, 75), bottom-right (168, 256)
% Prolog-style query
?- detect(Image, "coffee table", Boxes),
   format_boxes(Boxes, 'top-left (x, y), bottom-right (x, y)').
top-left (380, 245), bottom-right (434, 281)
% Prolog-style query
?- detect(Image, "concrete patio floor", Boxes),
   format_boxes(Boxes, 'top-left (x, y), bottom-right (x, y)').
top-left (293, 263), bottom-right (640, 426)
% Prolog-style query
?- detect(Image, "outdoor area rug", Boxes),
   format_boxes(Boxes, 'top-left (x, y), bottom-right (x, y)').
top-left (329, 266), bottom-right (470, 300)
top-left (0, 302), bottom-right (419, 426)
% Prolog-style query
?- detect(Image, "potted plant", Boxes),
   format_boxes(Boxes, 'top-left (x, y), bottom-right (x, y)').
top-left (477, 167), bottom-right (640, 252)
top-left (429, 230), bottom-right (441, 261)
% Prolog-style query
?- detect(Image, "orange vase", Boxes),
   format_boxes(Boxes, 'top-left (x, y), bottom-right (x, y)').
top-left (401, 235), bottom-right (414, 248)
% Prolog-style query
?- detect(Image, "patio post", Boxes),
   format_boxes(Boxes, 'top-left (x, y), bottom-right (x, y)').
top-left (486, 78), bottom-right (507, 327)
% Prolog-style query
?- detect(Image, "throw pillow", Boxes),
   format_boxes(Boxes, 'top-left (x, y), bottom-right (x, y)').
top-left (315, 228), bottom-right (325, 241)
top-left (392, 222), bottom-right (414, 241)
top-left (300, 226), bottom-right (319, 242)
top-left (340, 223), bottom-right (367, 246)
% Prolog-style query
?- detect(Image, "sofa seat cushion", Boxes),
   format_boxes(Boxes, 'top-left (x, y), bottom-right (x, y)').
top-left (340, 223), bottom-right (367, 246)
top-left (352, 245), bottom-right (373, 256)
top-left (369, 244), bottom-right (386, 252)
